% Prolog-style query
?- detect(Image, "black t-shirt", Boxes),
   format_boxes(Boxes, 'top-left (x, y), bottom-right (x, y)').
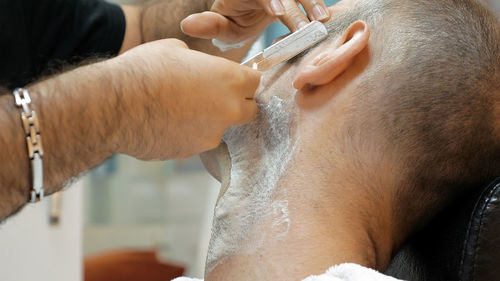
top-left (0, 0), bottom-right (125, 89)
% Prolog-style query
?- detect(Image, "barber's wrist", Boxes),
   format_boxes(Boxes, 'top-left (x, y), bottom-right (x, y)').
top-left (4, 94), bottom-right (33, 201)
top-left (30, 61), bottom-right (124, 170)
top-left (103, 55), bottom-right (158, 157)
top-left (11, 88), bottom-right (45, 202)
top-left (100, 59), bottom-right (135, 157)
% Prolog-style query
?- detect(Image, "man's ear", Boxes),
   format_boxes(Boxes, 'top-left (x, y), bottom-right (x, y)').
top-left (293, 20), bottom-right (370, 90)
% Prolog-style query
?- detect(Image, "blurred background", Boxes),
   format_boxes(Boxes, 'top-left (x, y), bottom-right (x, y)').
top-left (0, 0), bottom-right (497, 280)
top-left (83, 155), bottom-right (219, 278)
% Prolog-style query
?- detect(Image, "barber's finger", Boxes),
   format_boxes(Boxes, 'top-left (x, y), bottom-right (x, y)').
top-left (239, 67), bottom-right (261, 100)
top-left (279, 0), bottom-right (311, 31)
top-left (234, 99), bottom-right (259, 126)
top-left (298, 0), bottom-right (330, 21)
top-left (181, 12), bottom-right (243, 42)
top-left (159, 38), bottom-right (189, 49)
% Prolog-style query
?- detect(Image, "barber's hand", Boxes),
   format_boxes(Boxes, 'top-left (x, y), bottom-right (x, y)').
top-left (113, 39), bottom-right (260, 159)
top-left (181, 0), bottom-right (330, 44)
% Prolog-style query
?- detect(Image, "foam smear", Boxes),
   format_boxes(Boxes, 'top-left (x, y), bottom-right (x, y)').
top-left (212, 38), bottom-right (250, 52)
top-left (205, 96), bottom-right (297, 274)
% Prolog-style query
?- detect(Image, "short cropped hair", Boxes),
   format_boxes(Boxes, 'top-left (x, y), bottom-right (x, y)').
top-left (324, 0), bottom-right (499, 234)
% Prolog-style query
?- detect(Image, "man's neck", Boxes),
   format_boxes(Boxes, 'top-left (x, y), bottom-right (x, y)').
top-left (206, 152), bottom-right (388, 281)
top-left (204, 92), bottom-right (396, 280)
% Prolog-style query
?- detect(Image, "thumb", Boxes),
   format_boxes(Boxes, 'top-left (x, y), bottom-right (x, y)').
top-left (180, 12), bottom-right (244, 43)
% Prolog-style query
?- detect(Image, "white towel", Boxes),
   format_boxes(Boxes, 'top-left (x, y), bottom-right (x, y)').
top-left (302, 263), bottom-right (403, 281)
top-left (172, 263), bottom-right (403, 281)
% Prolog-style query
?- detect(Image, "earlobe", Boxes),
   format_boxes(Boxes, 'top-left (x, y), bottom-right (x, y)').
top-left (293, 20), bottom-right (370, 90)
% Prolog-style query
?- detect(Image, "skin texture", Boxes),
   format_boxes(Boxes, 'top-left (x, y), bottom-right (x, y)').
top-left (200, 0), bottom-right (500, 280)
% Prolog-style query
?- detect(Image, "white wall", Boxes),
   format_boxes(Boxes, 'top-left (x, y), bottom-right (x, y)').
top-left (0, 181), bottom-right (83, 281)
top-left (83, 170), bottom-right (220, 278)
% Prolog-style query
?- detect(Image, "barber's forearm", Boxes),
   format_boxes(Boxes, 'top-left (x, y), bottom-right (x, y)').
top-left (138, 0), bottom-right (252, 61)
top-left (0, 36), bottom-right (260, 221)
top-left (0, 61), bottom-right (123, 221)
top-left (0, 95), bottom-right (31, 220)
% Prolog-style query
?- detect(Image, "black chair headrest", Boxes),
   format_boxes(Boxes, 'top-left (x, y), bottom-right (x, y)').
top-left (386, 177), bottom-right (500, 281)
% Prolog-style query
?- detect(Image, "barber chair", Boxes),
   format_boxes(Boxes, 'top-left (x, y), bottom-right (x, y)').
top-left (386, 177), bottom-right (500, 281)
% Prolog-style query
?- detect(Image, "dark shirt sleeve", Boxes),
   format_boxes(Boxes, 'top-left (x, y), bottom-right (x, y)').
top-left (0, 0), bottom-right (126, 89)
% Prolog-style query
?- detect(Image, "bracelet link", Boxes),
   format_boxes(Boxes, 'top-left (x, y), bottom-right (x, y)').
top-left (21, 111), bottom-right (40, 135)
top-left (13, 88), bottom-right (44, 203)
top-left (27, 135), bottom-right (44, 159)
top-left (31, 153), bottom-right (44, 203)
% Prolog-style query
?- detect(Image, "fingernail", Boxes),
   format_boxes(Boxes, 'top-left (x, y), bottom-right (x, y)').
top-left (297, 21), bottom-right (308, 30)
top-left (312, 4), bottom-right (328, 21)
top-left (270, 0), bottom-right (285, 16)
top-left (183, 14), bottom-right (195, 21)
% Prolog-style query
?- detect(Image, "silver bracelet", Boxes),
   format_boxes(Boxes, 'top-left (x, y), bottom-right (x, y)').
top-left (12, 88), bottom-right (44, 203)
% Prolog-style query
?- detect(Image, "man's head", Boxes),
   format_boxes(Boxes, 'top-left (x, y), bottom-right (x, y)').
top-left (294, 0), bottom-right (500, 239)
top-left (269, 0), bottom-right (500, 239)
top-left (202, 0), bottom-right (500, 275)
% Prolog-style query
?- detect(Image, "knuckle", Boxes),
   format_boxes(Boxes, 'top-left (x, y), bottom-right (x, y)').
top-left (280, 0), bottom-right (308, 23)
top-left (229, 70), bottom-right (247, 94)
top-left (167, 38), bottom-right (188, 48)
top-left (250, 72), bottom-right (262, 91)
top-left (207, 138), bottom-right (221, 151)
top-left (282, 1), bottom-right (302, 14)
top-left (205, 133), bottom-right (224, 151)
top-left (238, 69), bottom-right (260, 91)
top-left (241, 73), bottom-right (260, 99)
top-left (288, 10), bottom-right (307, 21)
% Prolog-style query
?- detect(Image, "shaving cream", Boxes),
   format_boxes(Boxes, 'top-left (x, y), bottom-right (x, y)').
top-left (205, 96), bottom-right (297, 274)
top-left (212, 39), bottom-right (249, 52)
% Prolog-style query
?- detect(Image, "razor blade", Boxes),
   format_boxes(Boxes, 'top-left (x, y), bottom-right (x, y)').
top-left (242, 21), bottom-right (328, 71)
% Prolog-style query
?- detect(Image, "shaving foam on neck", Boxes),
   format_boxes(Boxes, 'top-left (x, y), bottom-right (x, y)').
top-left (205, 96), bottom-right (297, 274)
